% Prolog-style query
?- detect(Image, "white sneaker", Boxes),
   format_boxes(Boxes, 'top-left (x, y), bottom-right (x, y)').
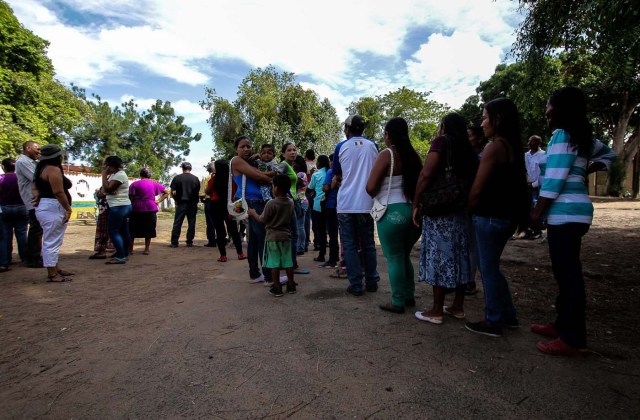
top-left (250, 274), bottom-right (265, 283)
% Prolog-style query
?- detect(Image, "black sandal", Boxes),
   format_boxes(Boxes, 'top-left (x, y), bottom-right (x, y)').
top-left (47, 274), bottom-right (72, 283)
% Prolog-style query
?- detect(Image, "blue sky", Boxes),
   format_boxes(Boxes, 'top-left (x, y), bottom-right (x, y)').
top-left (8, 0), bottom-right (523, 178)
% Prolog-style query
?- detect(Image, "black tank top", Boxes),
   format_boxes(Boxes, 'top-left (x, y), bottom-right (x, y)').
top-left (36, 168), bottom-right (73, 205)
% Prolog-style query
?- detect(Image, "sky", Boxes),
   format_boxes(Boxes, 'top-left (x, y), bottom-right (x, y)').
top-left (8, 0), bottom-right (524, 178)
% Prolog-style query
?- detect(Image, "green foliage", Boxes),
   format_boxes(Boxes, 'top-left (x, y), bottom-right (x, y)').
top-left (69, 89), bottom-right (201, 183)
top-left (201, 65), bottom-right (341, 159)
top-left (347, 87), bottom-right (448, 158)
top-left (0, 1), bottom-right (89, 156)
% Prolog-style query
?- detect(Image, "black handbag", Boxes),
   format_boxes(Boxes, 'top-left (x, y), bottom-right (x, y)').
top-left (420, 137), bottom-right (467, 217)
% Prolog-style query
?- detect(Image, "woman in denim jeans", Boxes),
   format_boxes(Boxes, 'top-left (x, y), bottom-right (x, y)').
top-left (466, 98), bottom-right (530, 337)
top-left (102, 156), bottom-right (132, 264)
top-left (530, 87), bottom-right (615, 356)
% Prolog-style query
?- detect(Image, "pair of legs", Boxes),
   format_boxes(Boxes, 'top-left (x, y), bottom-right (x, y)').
top-left (246, 199), bottom-right (271, 282)
top-left (25, 209), bottom-right (43, 266)
top-left (337, 213), bottom-right (379, 294)
top-left (296, 208), bottom-right (306, 253)
top-left (313, 209), bottom-right (327, 260)
top-left (546, 223), bottom-right (590, 349)
top-left (203, 200), bottom-right (217, 245)
top-left (377, 204), bottom-right (421, 307)
top-left (130, 211), bottom-right (158, 255)
top-left (0, 204), bottom-right (28, 268)
top-left (473, 215), bottom-right (518, 328)
top-left (264, 240), bottom-right (295, 294)
top-left (108, 204), bottom-right (132, 260)
top-left (170, 202), bottom-right (197, 246)
top-left (91, 208), bottom-right (113, 258)
top-left (211, 200), bottom-right (243, 259)
top-left (35, 199), bottom-right (72, 281)
top-left (323, 205), bottom-right (339, 265)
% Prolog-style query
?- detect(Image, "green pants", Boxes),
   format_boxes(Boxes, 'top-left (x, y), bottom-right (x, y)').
top-left (377, 203), bottom-right (421, 306)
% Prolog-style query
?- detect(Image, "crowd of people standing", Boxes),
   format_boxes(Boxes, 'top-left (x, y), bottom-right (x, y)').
top-left (0, 86), bottom-right (617, 357)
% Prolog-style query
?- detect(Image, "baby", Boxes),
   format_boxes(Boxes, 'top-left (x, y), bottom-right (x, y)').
top-left (251, 144), bottom-right (281, 201)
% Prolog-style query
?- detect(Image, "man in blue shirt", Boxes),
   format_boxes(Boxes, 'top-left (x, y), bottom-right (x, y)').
top-left (332, 115), bottom-right (380, 296)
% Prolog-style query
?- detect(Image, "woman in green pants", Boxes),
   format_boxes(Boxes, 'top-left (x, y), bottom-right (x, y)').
top-left (366, 117), bottom-right (423, 313)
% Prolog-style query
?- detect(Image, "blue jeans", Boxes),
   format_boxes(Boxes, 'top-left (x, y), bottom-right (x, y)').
top-left (171, 202), bottom-right (198, 245)
top-left (0, 204), bottom-right (28, 266)
top-left (246, 199), bottom-right (271, 281)
top-left (473, 215), bottom-right (517, 327)
top-left (108, 204), bottom-right (132, 259)
top-left (296, 208), bottom-right (307, 253)
top-left (338, 213), bottom-right (379, 292)
top-left (204, 200), bottom-right (216, 245)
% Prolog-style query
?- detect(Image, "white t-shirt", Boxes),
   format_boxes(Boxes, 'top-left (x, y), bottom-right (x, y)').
top-left (332, 136), bottom-right (378, 213)
top-left (106, 171), bottom-right (131, 207)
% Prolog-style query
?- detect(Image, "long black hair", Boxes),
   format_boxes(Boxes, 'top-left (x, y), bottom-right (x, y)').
top-left (384, 117), bottom-right (423, 200)
top-left (212, 159), bottom-right (230, 197)
top-left (316, 155), bottom-right (330, 171)
top-left (439, 113), bottom-right (479, 186)
top-left (34, 155), bottom-right (63, 182)
top-left (548, 87), bottom-right (593, 156)
top-left (484, 98), bottom-right (526, 166)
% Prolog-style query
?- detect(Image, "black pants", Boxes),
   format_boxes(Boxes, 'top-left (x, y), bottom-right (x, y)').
top-left (323, 205), bottom-right (339, 264)
top-left (171, 202), bottom-right (198, 245)
top-left (211, 200), bottom-right (242, 257)
top-left (26, 209), bottom-right (43, 264)
top-left (547, 223), bottom-right (590, 348)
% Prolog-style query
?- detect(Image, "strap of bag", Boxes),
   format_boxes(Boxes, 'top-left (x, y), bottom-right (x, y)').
top-left (228, 157), bottom-right (246, 203)
top-left (383, 148), bottom-right (394, 205)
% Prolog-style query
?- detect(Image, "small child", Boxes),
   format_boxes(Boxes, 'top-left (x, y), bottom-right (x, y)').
top-left (251, 144), bottom-right (281, 201)
top-left (295, 172), bottom-right (309, 254)
top-left (247, 174), bottom-right (296, 297)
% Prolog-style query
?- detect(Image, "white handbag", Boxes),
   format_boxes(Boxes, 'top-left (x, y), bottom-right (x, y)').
top-left (370, 148), bottom-right (394, 222)
top-left (227, 157), bottom-right (249, 221)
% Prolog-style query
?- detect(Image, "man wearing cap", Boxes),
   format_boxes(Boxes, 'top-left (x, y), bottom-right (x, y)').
top-left (199, 162), bottom-right (217, 247)
top-left (169, 162), bottom-right (201, 247)
top-left (15, 141), bottom-right (43, 267)
top-left (332, 115), bottom-right (380, 296)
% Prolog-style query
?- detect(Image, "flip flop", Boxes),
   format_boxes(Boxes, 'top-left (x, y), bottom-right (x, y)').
top-left (414, 311), bottom-right (443, 324)
top-left (57, 270), bottom-right (75, 276)
top-left (47, 274), bottom-right (72, 283)
top-left (88, 254), bottom-right (107, 260)
top-left (294, 268), bottom-right (310, 275)
top-left (443, 306), bottom-right (466, 319)
top-left (105, 258), bottom-right (126, 265)
top-left (217, 256), bottom-right (228, 262)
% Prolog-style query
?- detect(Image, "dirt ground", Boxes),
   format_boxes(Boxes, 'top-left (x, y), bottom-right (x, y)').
top-left (1, 199), bottom-right (639, 419)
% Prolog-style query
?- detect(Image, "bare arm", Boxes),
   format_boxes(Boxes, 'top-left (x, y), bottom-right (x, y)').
top-left (247, 208), bottom-right (264, 223)
top-left (156, 188), bottom-right (171, 204)
top-left (233, 157), bottom-right (274, 183)
top-left (366, 149), bottom-right (390, 197)
top-left (102, 168), bottom-right (122, 194)
top-left (412, 151), bottom-right (440, 226)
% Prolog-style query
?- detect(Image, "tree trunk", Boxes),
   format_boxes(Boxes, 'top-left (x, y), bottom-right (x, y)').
top-left (606, 93), bottom-right (638, 196)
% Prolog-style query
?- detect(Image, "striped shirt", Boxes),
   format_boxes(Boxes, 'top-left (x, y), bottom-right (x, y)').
top-left (539, 129), bottom-right (616, 225)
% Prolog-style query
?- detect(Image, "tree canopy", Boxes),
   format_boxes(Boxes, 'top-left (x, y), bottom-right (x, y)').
top-left (201, 66), bottom-right (341, 159)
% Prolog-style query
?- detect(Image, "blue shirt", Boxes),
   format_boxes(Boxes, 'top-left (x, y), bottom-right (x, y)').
top-left (323, 169), bottom-right (338, 209)
top-left (308, 167), bottom-right (326, 212)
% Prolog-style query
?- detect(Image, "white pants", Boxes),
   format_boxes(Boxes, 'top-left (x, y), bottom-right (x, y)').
top-left (35, 198), bottom-right (68, 268)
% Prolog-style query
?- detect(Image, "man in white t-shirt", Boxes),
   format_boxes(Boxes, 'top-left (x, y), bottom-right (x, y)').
top-left (524, 135), bottom-right (546, 238)
top-left (332, 115), bottom-right (380, 296)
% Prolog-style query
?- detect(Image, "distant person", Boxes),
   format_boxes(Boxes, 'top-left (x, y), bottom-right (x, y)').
top-left (209, 160), bottom-right (245, 262)
top-left (332, 115), bottom-right (380, 296)
top-left (468, 125), bottom-right (488, 157)
top-left (530, 87), bottom-right (616, 356)
top-left (465, 125), bottom-right (487, 296)
top-left (524, 135), bottom-right (546, 239)
top-left (308, 155), bottom-right (329, 262)
top-left (247, 174), bottom-right (296, 297)
top-left (465, 98), bottom-right (530, 337)
top-left (200, 163), bottom-right (217, 247)
top-left (102, 156), bottom-right (132, 264)
top-left (128, 167), bottom-right (170, 255)
top-left (320, 153), bottom-right (340, 269)
top-left (32, 144), bottom-right (74, 282)
top-left (0, 158), bottom-right (28, 272)
top-left (305, 149), bottom-right (317, 251)
top-left (169, 162), bottom-right (201, 247)
top-left (15, 141), bottom-right (43, 268)
top-left (412, 114), bottom-right (478, 323)
top-left (88, 188), bottom-right (114, 259)
top-left (366, 118), bottom-right (422, 314)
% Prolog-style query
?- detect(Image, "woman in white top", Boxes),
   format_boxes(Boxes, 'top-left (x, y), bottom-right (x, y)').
top-left (366, 117), bottom-right (422, 313)
top-left (101, 156), bottom-right (132, 264)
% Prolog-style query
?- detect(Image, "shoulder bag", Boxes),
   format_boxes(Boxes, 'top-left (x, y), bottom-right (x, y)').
top-left (227, 157), bottom-right (249, 221)
top-left (420, 137), bottom-right (467, 217)
top-left (370, 148), bottom-right (394, 222)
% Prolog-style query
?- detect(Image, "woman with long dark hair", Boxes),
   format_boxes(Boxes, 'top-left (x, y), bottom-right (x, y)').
top-left (465, 98), bottom-right (529, 337)
top-left (210, 160), bottom-right (245, 262)
top-left (32, 144), bottom-right (74, 282)
top-left (412, 113), bottom-right (478, 322)
top-left (530, 87), bottom-right (615, 356)
top-left (366, 117), bottom-right (422, 313)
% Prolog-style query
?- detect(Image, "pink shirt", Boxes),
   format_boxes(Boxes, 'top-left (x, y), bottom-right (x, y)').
top-left (128, 179), bottom-right (166, 212)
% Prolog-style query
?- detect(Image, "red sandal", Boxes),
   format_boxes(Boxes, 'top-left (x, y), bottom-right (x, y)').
top-left (237, 253), bottom-right (247, 260)
top-left (217, 256), bottom-right (228, 262)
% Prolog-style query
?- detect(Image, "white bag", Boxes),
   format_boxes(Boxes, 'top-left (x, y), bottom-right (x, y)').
top-left (227, 157), bottom-right (249, 221)
top-left (370, 148), bottom-right (394, 222)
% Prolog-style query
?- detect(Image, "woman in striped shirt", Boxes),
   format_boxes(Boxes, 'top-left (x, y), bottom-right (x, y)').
top-left (530, 87), bottom-right (616, 356)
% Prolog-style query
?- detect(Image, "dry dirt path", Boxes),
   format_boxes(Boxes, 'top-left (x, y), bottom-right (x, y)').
top-left (1, 200), bottom-right (639, 418)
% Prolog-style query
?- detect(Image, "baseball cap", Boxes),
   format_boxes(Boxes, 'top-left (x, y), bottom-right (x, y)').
top-left (181, 162), bottom-right (192, 170)
top-left (344, 115), bottom-right (365, 132)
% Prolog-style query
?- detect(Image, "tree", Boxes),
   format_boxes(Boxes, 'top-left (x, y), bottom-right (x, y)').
top-left (348, 87), bottom-right (449, 158)
top-left (69, 89), bottom-right (201, 182)
top-left (0, 1), bottom-right (89, 155)
top-left (201, 66), bottom-right (341, 159)
top-left (515, 0), bottom-right (640, 195)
